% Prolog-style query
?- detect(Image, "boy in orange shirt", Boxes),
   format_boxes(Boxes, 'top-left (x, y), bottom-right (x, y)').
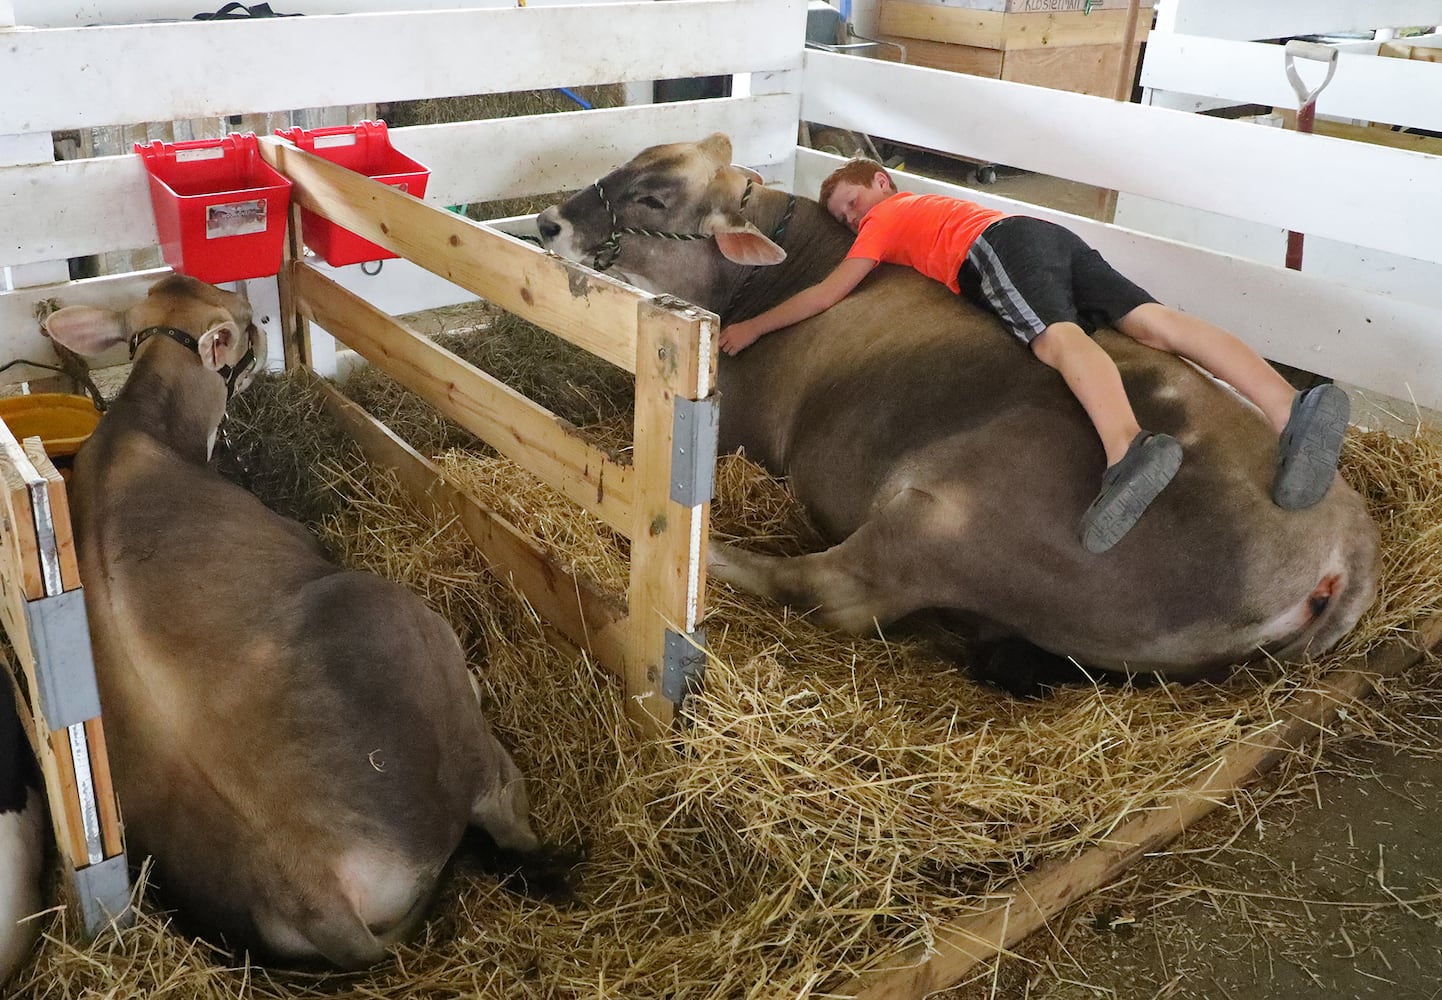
top-left (718, 158), bottom-right (1349, 553)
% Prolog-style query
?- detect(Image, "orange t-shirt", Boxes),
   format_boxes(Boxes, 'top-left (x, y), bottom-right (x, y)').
top-left (847, 193), bottom-right (1007, 293)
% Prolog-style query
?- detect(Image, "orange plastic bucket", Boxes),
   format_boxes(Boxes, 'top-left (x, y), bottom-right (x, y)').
top-left (0, 393), bottom-right (103, 458)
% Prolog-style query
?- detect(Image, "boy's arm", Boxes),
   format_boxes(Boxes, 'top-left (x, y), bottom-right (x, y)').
top-left (719, 256), bottom-right (877, 355)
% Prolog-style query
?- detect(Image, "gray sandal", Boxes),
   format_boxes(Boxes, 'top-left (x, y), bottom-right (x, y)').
top-left (1081, 431), bottom-right (1183, 554)
top-left (1273, 384), bottom-right (1350, 510)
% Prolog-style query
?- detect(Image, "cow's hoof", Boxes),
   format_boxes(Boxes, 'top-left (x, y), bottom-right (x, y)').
top-left (972, 638), bottom-right (1080, 698)
top-left (1273, 383), bottom-right (1349, 510)
top-left (460, 829), bottom-right (586, 906)
top-left (1081, 432), bottom-right (1183, 554)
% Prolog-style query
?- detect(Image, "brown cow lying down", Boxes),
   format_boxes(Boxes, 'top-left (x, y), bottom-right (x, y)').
top-left (44, 276), bottom-right (543, 968)
top-left (537, 134), bottom-right (1380, 678)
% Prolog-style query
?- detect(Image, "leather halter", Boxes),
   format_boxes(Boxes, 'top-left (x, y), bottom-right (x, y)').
top-left (129, 324), bottom-right (257, 400)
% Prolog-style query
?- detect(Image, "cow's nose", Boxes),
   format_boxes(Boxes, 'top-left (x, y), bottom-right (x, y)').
top-left (536, 213), bottom-right (561, 242)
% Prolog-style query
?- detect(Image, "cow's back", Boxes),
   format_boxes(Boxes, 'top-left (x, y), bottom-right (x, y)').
top-left (719, 266), bottom-right (1070, 533)
top-left (69, 424), bottom-right (492, 959)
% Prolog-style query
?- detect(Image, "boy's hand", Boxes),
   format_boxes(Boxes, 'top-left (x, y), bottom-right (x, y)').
top-left (719, 322), bottom-right (763, 356)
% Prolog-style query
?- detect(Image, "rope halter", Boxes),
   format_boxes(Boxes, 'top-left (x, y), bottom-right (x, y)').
top-left (582, 174), bottom-right (732, 269)
top-left (590, 176), bottom-right (758, 272)
top-left (588, 174), bottom-right (796, 320)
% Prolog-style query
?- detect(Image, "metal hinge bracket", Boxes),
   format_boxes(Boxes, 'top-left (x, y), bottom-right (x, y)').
top-left (24, 589), bottom-right (102, 730)
top-left (662, 628), bottom-right (707, 706)
top-left (670, 395), bottom-right (719, 507)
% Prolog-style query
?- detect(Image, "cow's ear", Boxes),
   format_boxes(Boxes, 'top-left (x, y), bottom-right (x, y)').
top-left (196, 320), bottom-right (248, 373)
top-left (697, 132), bottom-right (734, 167)
top-left (708, 216), bottom-right (787, 266)
top-left (43, 306), bottom-right (129, 357)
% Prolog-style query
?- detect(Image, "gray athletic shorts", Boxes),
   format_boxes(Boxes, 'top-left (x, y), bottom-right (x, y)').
top-left (957, 216), bottom-right (1158, 345)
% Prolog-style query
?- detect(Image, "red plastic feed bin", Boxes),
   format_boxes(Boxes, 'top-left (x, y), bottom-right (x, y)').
top-left (275, 120), bottom-right (430, 267)
top-left (135, 133), bottom-right (292, 284)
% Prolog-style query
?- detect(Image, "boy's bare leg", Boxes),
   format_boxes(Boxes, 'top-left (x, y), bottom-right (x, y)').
top-left (1031, 322), bottom-right (1182, 552)
top-left (1030, 322), bottom-right (1140, 466)
top-left (1113, 302), bottom-right (1349, 510)
top-left (1114, 303), bottom-right (1297, 431)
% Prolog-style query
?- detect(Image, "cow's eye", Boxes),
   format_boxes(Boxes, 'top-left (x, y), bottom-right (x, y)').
top-left (637, 195), bottom-right (666, 210)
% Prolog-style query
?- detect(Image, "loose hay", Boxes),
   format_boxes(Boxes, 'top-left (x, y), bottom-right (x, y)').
top-left (13, 320), bottom-right (1442, 999)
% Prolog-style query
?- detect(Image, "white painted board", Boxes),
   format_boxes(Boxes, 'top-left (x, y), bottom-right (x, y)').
top-left (1113, 192), bottom-right (1442, 310)
top-left (1141, 33), bottom-right (1442, 131)
top-left (9, 0), bottom-right (623, 28)
top-left (1154, 0), bottom-right (1442, 40)
top-left (801, 50), bottom-right (1442, 266)
top-left (2, 0), bottom-right (807, 134)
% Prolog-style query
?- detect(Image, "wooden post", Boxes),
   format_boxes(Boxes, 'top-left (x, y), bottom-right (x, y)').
top-left (625, 299), bottom-right (718, 734)
top-left (1095, 0), bottom-right (1144, 222)
top-left (0, 422), bottom-right (130, 937)
top-left (277, 212), bottom-right (312, 371)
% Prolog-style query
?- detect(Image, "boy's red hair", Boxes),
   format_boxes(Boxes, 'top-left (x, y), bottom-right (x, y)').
top-left (818, 158), bottom-right (892, 212)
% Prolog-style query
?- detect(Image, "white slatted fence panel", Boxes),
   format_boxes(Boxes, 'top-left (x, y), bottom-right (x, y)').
top-left (2, 0), bottom-right (805, 134)
top-left (800, 50), bottom-right (1442, 266)
top-left (2, 96), bottom-right (796, 269)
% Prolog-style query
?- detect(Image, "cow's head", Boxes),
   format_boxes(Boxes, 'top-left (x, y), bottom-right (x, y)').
top-left (536, 132), bottom-right (784, 310)
top-left (44, 275), bottom-right (265, 401)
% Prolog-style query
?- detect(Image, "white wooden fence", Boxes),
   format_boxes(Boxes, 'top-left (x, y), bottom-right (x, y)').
top-left (2, 0), bottom-right (1439, 408)
top-left (1113, 0), bottom-right (1442, 323)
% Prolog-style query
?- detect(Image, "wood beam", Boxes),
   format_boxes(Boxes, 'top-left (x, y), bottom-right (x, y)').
top-left (259, 137), bottom-right (648, 373)
top-left (294, 264), bottom-right (636, 536)
top-left (315, 379), bottom-right (628, 671)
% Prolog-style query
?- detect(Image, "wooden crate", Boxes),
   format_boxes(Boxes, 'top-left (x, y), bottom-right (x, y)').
top-left (878, 0), bottom-right (1153, 98)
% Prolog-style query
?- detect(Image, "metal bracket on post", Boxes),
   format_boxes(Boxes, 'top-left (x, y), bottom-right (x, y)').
top-left (23, 590), bottom-right (102, 730)
top-left (670, 395), bottom-right (719, 507)
top-left (662, 628), bottom-right (707, 706)
top-left (71, 854), bottom-right (133, 939)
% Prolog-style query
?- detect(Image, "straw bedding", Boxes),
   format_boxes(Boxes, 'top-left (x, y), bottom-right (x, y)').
top-left (12, 311), bottom-right (1442, 999)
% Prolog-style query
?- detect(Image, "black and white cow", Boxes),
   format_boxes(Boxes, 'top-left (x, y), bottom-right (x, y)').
top-left (1, 678), bottom-right (44, 987)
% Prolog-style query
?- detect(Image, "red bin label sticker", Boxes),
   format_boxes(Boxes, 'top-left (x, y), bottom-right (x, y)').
top-left (206, 199), bottom-right (269, 239)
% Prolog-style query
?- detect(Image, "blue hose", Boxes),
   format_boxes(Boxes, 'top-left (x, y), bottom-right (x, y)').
top-left (557, 87), bottom-right (592, 110)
